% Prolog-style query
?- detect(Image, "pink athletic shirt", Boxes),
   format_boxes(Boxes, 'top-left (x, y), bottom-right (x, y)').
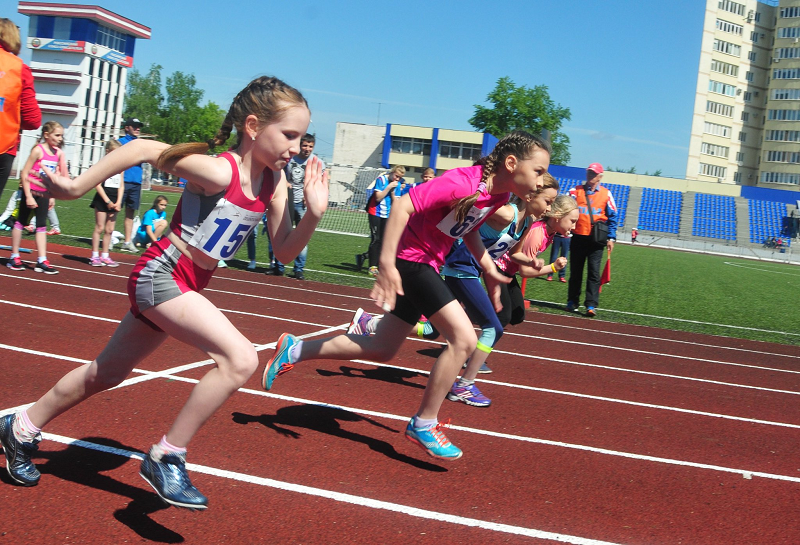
top-left (28, 143), bottom-right (60, 192)
top-left (397, 165), bottom-right (509, 272)
top-left (495, 219), bottom-right (554, 275)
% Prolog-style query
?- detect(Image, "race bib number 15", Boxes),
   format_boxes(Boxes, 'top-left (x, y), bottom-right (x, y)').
top-left (189, 199), bottom-right (261, 260)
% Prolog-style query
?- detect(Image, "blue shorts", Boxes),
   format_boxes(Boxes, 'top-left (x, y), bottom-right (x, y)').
top-left (122, 182), bottom-right (142, 210)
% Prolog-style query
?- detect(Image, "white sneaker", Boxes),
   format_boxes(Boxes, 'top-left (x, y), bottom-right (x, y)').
top-left (121, 242), bottom-right (138, 253)
top-left (218, 260), bottom-right (227, 268)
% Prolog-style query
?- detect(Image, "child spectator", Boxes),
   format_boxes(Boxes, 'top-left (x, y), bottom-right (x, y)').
top-left (6, 121), bottom-right (66, 274)
top-left (88, 139), bottom-right (123, 267)
top-left (134, 195), bottom-right (169, 248)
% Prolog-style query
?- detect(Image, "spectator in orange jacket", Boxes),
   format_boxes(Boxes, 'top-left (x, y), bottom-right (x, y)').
top-left (0, 19), bottom-right (42, 195)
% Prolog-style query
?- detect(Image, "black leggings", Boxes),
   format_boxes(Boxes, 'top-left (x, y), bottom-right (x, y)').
top-left (367, 214), bottom-right (388, 268)
top-left (17, 192), bottom-right (49, 229)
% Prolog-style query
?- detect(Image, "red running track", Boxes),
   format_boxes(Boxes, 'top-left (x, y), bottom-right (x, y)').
top-left (1, 242), bottom-right (799, 544)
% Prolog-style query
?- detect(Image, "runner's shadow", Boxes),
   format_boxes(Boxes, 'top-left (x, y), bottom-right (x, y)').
top-left (323, 262), bottom-right (365, 273)
top-left (61, 253), bottom-right (95, 265)
top-left (23, 437), bottom-right (184, 543)
top-left (316, 365), bottom-right (425, 389)
top-left (416, 347), bottom-right (444, 359)
top-left (232, 406), bottom-right (446, 472)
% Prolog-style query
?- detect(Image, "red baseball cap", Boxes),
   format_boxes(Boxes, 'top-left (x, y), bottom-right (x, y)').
top-left (587, 163), bottom-right (604, 174)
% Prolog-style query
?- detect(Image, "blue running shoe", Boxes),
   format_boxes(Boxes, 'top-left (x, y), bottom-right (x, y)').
top-left (447, 381), bottom-right (491, 407)
top-left (347, 308), bottom-right (373, 336)
top-left (139, 448), bottom-right (208, 510)
top-left (404, 418), bottom-right (463, 460)
top-left (262, 333), bottom-right (298, 390)
top-left (566, 301), bottom-right (579, 313)
top-left (586, 306), bottom-right (597, 317)
top-left (0, 413), bottom-right (41, 486)
top-left (463, 361), bottom-right (493, 374)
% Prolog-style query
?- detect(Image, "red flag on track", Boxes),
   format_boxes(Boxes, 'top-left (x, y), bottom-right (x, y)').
top-left (599, 257), bottom-right (611, 292)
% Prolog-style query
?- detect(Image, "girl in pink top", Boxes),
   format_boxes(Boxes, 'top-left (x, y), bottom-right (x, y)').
top-left (2, 76), bottom-right (327, 510)
top-left (7, 121), bottom-right (67, 274)
top-left (265, 131), bottom-right (551, 460)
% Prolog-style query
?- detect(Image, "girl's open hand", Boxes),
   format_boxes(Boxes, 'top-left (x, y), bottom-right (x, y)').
top-left (38, 169), bottom-right (80, 200)
top-left (483, 266), bottom-right (512, 313)
top-left (303, 156), bottom-right (329, 218)
top-left (370, 265), bottom-right (403, 313)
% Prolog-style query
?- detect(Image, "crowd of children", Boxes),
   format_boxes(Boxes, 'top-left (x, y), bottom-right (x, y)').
top-left (1, 79), bottom-right (590, 510)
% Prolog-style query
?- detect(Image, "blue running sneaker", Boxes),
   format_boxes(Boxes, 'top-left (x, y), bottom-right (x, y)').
top-left (347, 308), bottom-right (373, 336)
top-left (140, 448), bottom-right (208, 510)
top-left (404, 418), bottom-right (463, 460)
top-left (586, 306), bottom-right (597, 317)
top-left (262, 333), bottom-right (298, 390)
top-left (566, 301), bottom-right (579, 313)
top-left (0, 413), bottom-right (41, 486)
top-left (463, 361), bottom-right (492, 374)
top-left (447, 381), bottom-right (491, 407)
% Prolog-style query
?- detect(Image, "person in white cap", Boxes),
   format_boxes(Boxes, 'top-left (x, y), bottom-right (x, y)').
top-left (566, 162), bottom-right (617, 317)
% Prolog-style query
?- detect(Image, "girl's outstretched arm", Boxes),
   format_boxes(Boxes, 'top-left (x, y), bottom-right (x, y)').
top-left (267, 156), bottom-right (328, 264)
top-left (370, 194), bottom-right (414, 312)
top-left (41, 139), bottom-right (170, 200)
top-left (463, 229), bottom-right (511, 312)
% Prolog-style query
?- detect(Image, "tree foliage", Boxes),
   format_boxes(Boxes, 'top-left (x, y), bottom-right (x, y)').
top-left (123, 64), bottom-right (230, 150)
top-left (469, 77), bottom-right (572, 165)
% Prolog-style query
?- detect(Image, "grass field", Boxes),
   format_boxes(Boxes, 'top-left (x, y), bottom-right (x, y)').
top-left (3, 185), bottom-right (798, 347)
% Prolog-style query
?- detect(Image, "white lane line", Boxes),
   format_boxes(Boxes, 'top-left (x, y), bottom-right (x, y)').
top-left (33, 433), bottom-right (621, 545)
top-left (724, 261), bottom-right (800, 277)
top-left (520, 319), bottom-right (800, 360)
top-left (499, 332), bottom-right (800, 375)
top-left (527, 298), bottom-right (800, 337)
top-left (3, 339), bottom-right (800, 485)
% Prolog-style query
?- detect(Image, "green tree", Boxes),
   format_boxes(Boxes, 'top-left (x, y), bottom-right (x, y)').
top-left (469, 77), bottom-right (572, 165)
top-left (123, 63), bottom-right (163, 129)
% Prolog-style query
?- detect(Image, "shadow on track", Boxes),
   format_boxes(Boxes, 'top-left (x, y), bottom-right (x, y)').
top-left (232, 405), bottom-right (446, 472)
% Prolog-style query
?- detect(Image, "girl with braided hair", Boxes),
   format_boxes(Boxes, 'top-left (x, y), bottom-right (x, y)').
top-left (264, 130), bottom-right (550, 460)
top-left (0, 76), bottom-right (327, 510)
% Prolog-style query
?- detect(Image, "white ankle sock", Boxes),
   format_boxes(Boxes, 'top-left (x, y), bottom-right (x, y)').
top-left (412, 416), bottom-right (437, 429)
top-left (14, 410), bottom-right (41, 443)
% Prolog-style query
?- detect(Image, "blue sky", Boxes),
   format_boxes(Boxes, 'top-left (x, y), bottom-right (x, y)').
top-left (11, 0), bottom-right (707, 177)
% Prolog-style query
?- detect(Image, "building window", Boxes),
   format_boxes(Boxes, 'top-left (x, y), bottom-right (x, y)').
top-left (733, 171), bottom-right (741, 183)
top-left (709, 80), bottom-right (737, 96)
top-left (768, 109), bottom-right (800, 120)
top-left (390, 137), bottom-right (432, 156)
top-left (744, 91), bottom-right (753, 102)
top-left (713, 39), bottom-right (741, 56)
top-left (773, 67), bottom-right (800, 79)
top-left (706, 100), bottom-right (734, 117)
top-left (53, 17), bottom-right (71, 39)
top-left (719, 0), bottom-right (745, 16)
top-left (96, 25), bottom-right (126, 54)
top-left (772, 88), bottom-right (800, 100)
top-left (765, 130), bottom-right (800, 142)
top-left (745, 71), bottom-right (754, 82)
top-left (711, 59), bottom-right (739, 77)
top-left (703, 121), bottom-right (731, 137)
top-left (736, 152), bottom-right (745, 161)
top-left (748, 51), bottom-right (757, 62)
top-left (750, 31), bottom-right (759, 43)
top-left (741, 111), bottom-right (750, 122)
top-left (717, 19), bottom-right (743, 35)
top-left (762, 171), bottom-right (800, 185)
top-left (701, 142), bottom-right (730, 158)
top-left (780, 6), bottom-right (800, 18)
top-left (699, 163), bottom-right (728, 178)
top-left (438, 141), bottom-right (482, 161)
top-left (776, 47), bottom-right (800, 59)
top-left (777, 26), bottom-right (800, 38)
top-left (766, 150), bottom-right (800, 163)
top-left (738, 131), bottom-right (747, 142)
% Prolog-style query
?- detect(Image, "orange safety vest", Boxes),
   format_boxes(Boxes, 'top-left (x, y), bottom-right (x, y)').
top-left (0, 49), bottom-right (23, 155)
top-left (572, 185), bottom-right (612, 237)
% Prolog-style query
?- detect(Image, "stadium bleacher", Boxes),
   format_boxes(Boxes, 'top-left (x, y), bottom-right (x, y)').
top-left (749, 199), bottom-right (790, 247)
top-left (638, 188), bottom-right (682, 235)
top-left (693, 193), bottom-right (736, 241)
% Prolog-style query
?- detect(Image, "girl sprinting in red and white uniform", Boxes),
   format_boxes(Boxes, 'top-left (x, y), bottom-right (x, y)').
top-left (0, 76), bottom-right (328, 510)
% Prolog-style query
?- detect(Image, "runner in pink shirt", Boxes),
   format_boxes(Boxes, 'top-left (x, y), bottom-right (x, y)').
top-left (264, 130), bottom-right (551, 460)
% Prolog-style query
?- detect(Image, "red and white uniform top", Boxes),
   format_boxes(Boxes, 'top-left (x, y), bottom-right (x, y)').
top-left (170, 152), bottom-right (275, 261)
